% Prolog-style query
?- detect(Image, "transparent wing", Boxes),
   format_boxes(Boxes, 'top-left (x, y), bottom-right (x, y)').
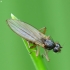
top-left (6, 19), bottom-right (45, 44)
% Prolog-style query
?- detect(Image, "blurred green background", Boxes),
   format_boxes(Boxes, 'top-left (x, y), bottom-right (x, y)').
top-left (0, 0), bottom-right (70, 70)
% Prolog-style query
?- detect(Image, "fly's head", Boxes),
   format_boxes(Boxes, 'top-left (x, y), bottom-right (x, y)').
top-left (53, 43), bottom-right (62, 53)
top-left (43, 39), bottom-right (62, 52)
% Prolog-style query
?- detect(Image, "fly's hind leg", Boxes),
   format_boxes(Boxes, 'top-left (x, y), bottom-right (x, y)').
top-left (31, 46), bottom-right (40, 56)
top-left (27, 41), bottom-right (40, 56)
top-left (39, 27), bottom-right (46, 34)
top-left (36, 46), bottom-right (40, 56)
top-left (27, 41), bottom-right (36, 48)
top-left (39, 27), bottom-right (50, 39)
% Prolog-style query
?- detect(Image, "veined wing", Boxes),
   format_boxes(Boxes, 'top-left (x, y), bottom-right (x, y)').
top-left (6, 19), bottom-right (46, 44)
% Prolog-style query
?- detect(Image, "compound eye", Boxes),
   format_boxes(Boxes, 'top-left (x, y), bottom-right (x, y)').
top-left (56, 43), bottom-right (60, 47)
top-left (53, 47), bottom-right (59, 53)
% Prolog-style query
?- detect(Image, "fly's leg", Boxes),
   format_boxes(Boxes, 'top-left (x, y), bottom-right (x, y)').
top-left (27, 41), bottom-right (36, 48)
top-left (39, 27), bottom-right (50, 39)
top-left (44, 49), bottom-right (49, 61)
top-left (36, 46), bottom-right (40, 56)
top-left (42, 49), bottom-right (49, 61)
top-left (27, 41), bottom-right (36, 54)
top-left (39, 27), bottom-right (50, 60)
top-left (30, 46), bottom-right (40, 56)
top-left (39, 27), bottom-right (46, 34)
top-left (27, 41), bottom-right (31, 48)
top-left (30, 47), bottom-right (40, 56)
top-left (27, 41), bottom-right (40, 56)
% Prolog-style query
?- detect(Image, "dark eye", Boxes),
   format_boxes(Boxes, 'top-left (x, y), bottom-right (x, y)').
top-left (53, 47), bottom-right (59, 52)
top-left (56, 43), bottom-right (60, 48)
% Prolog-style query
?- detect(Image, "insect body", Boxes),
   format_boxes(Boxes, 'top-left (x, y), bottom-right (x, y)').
top-left (6, 19), bottom-right (62, 61)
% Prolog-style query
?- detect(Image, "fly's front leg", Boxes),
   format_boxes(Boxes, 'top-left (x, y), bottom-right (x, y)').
top-left (42, 49), bottom-right (49, 61)
top-left (44, 50), bottom-right (49, 61)
top-left (39, 27), bottom-right (46, 34)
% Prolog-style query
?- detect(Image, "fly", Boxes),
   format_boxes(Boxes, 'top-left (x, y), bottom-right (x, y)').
top-left (6, 19), bottom-right (62, 61)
